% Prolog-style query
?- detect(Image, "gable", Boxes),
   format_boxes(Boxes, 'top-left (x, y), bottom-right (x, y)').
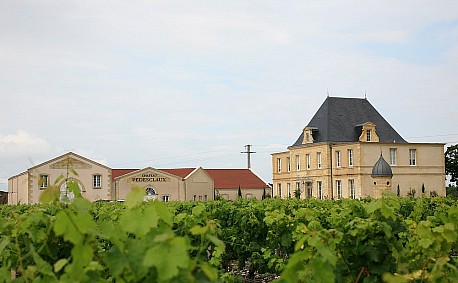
top-left (50, 157), bottom-right (92, 169)
top-left (29, 152), bottom-right (111, 171)
top-left (114, 167), bottom-right (181, 183)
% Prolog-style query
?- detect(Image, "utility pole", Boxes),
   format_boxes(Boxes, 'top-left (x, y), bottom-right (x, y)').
top-left (241, 145), bottom-right (256, 169)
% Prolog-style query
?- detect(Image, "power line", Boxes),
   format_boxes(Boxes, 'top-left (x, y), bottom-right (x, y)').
top-left (110, 146), bottom-right (242, 167)
top-left (406, 133), bottom-right (458, 139)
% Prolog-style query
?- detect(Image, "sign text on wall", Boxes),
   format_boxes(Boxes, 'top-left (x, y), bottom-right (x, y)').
top-left (131, 173), bottom-right (169, 183)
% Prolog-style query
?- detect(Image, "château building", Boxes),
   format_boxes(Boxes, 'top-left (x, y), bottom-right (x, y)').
top-left (271, 97), bottom-right (445, 199)
top-left (8, 152), bottom-right (269, 204)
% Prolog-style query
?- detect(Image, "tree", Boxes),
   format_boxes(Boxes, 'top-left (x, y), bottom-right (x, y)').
top-left (445, 144), bottom-right (458, 183)
top-left (294, 188), bottom-right (301, 199)
top-left (447, 185), bottom-right (458, 199)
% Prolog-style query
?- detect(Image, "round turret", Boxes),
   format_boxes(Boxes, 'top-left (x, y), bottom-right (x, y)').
top-left (371, 154), bottom-right (393, 177)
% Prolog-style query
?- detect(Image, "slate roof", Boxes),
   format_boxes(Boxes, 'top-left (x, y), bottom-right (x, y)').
top-left (291, 97), bottom-right (406, 147)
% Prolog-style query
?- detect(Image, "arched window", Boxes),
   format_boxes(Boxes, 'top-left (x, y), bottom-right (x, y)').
top-left (145, 187), bottom-right (157, 200)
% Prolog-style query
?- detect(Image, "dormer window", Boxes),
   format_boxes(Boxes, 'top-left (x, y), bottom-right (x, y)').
top-left (358, 122), bottom-right (379, 142)
top-left (302, 127), bottom-right (317, 144)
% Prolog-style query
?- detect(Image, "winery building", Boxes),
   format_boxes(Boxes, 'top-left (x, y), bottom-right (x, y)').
top-left (8, 152), bottom-right (269, 204)
top-left (272, 97), bottom-right (446, 199)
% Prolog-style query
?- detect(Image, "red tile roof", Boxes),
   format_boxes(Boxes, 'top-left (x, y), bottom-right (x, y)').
top-left (205, 169), bottom-right (269, 189)
top-left (161, 168), bottom-right (196, 179)
top-left (111, 168), bottom-right (268, 190)
top-left (112, 169), bottom-right (138, 180)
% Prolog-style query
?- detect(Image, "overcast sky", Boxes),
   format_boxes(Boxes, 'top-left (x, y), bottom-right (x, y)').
top-left (1, 1), bottom-right (458, 191)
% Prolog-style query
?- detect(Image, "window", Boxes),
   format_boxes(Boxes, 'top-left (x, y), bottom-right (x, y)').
top-left (349, 179), bottom-right (355, 199)
top-left (317, 152), bottom-right (322, 169)
top-left (409, 149), bottom-right (416, 166)
top-left (277, 158), bottom-right (282, 173)
top-left (93, 174), bottom-right (102, 188)
top-left (317, 181), bottom-right (323, 200)
top-left (277, 183), bottom-right (282, 198)
top-left (193, 195), bottom-right (197, 201)
top-left (366, 129), bottom-right (372, 141)
top-left (162, 195), bottom-right (170, 202)
top-left (204, 195), bottom-right (208, 201)
top-left (306, 154), bottom-right (311, 170)
top-left (390, 148), bottom-right (397, 165)
top-left (348, 149), bottom-right (353, 167)
top-left (296, 155), bottom-right (300, 171)
top-left (336, 151), bottom-right (341, 167)
top-left (306, 183), bottom-right (312, 197)
top-left (306, 133), bottom-right (310, 143)
top-left (39, 175), bottom-right (49, 189)
top-left (287, 157), bottom-right (291, 172)
top-left (336, 180), bottom-right (342, 199)
top-left (146, 187), bottom-right (156, 196)
top-left (296, 182), bottom-right (300, 193)
top-left (287, 183), bottom-right (291, 198)
top-left (199, 195), bottom-right (202, 201)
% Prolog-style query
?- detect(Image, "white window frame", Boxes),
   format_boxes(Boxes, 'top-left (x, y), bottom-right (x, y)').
top-left (348, 149), bottom-right (353, 167)
top-left (336, 180), bottom-right (342, 199)
top-left (277, 158), bottom-right (282, 173)
top-left (287, 157), bottom-right (291, 172)
top-left (390, 148), bottom-right (397, 165)
top-left (40, 175), bottom-right (49, 189)
top-left (366, 129), bottom-right (372, 141)
top-left (287, 183), bottom-right (291, 198)
top-left (306, 154), bottom-right (311, 170)
top-left (162, 195), bottom-right (170, 202)
top-left (93, 174), bottom-right (102, 188)
top-left (336, 151), bottom-right (341, 167)
top-left (277, 183), bottom-right (282, 198)
top-left (317, 181), bottom-right (323, 200)
top-left (317, 152), bottom-right (322, 169)
top-left (409, 149), bottom-right (416, 166)
top-left (296, 155), bottom-right (300, 171)
top-left (349, 179), bottom-right (355, 199)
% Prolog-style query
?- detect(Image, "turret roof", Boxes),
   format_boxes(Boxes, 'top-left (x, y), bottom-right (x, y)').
top-left (371, 154), bottom-right (393, 177)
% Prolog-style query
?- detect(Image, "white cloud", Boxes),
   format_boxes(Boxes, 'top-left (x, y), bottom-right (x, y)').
top-left (0, 0), bottom-right (457, 186)
top-left (0, 130), bottom-right (52, 160)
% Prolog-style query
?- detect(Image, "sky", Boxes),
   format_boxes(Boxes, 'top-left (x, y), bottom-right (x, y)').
top-left (1, 0), bottom-right (458, 191)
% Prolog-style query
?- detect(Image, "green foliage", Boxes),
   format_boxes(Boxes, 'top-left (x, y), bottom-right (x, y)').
top-left (446, 144), bottom-right (458, 183)
top-left (447, 185), bottom-right (458, 199)
top-left (1, 197), bottom-right (457, 282)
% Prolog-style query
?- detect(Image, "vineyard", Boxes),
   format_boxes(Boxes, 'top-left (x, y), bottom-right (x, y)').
top-left (1, 188), bottom-right (458, 282)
